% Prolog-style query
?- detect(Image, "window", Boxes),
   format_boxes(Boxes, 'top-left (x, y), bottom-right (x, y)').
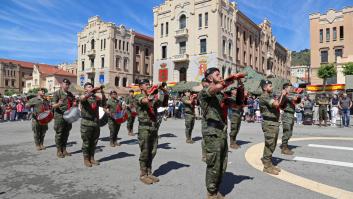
top-left (115, 57), bottom-right (120, 69)
top-left (123, 41), bottom-right (125, 51)
top-left (84, 44), bottom-right (86, 53)
top-left (236, 48), bottom-right (240, 61)
top-left (127, 42), bottom-right (129, 52)
top-left (136, 46), bottom-right (140, 55)
top-left (250, 54), bottom-right (252, 66)
top-left (250, 35), bottom-right (253, 46)
top-left (162, 46), bottom-right (167, 59)
top-left (319, 29), bottom-right (323, 43)
top-left (101, 57), bottom-right (104, 68)
top-left (236, 26), bottom-right (240, 39)
top-left (5, 79), bottom-right (8, 86)
top-left (243, 31), bottom-right (246, 42)
top-left (122, 77), bottom-right (127, 87)
top-left (228, 42), bottom-right (232, 56)
top-left (81, 61), bottom-right (85, 71)
top-left (115, 39), bottom-right (117, 49)
top-left (11, 80), bottom-right (15, 87)
top-left (161, 23), bottom-right (164, 36)
top-left (145, 48), bottom-right (149, 56)
top-left (179, 41), bottom-right (186, 54)
top-left (222, 40), bottom-right (226, 54)
top-left (91, 39), bottom-right (95, 49)
top-left (333, 27), bottom-right (337, 41)
top-left (335, 49), bottom-right (343, 61)
top-left (199, 14), bottom-right (202, 28)
top-left (81, 45), bottom-right (84, 54)
top-left (200, 39), bottom-right (207, 54)
top-left (339, 26), bottom-right (344, 39)
top-left (115, 77), bottom-right (119, 87)
top-left (166, 22), bottom-right (169, 35)
top-left (221, 13), bottom-right (223, 27)
top-left (145, 64), bottom-right (149, 74)
top-left (119, 40), bottom-right (121, 50)
top-left (321, 50), bottom-right (328, 63)
top-left (104, 39), bottom-right (106, 49)
top-left (326, 28), bottom-right (330, 42)
top-left (179, 15), bottom-right (186, 29)
top-left (205, 12), bottom-right (208, 27)
top-left (90, 58), bottom-right (94, 68)
top-left (244, 51), bottom-right (247, 64)
top-left (124, 59), bottom-right (128, 70)
top-left (100, 39), bottom-right (103, 50)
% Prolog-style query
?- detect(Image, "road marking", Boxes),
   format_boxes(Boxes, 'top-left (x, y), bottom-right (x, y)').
top-left (294, 156), bottom-right (353, 168)
top-left (308, 144), bottom-right (353, 151)
top-left (245, 137), bottom-right (353, 199)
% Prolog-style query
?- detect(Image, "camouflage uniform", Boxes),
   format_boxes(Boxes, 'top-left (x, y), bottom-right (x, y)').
top-left (199, 87), bottom-right (228, 195)
top-left (259, 92), bottom-right (280, 166)
top-left (52, 89), bottom-right (75, 151)
top-left (182, 96), bottom-right (195, 142)
top-left (281, 96), bottom-right (295, 148)
top-left (228, 96), bottom-right (243, 148)
top-left (80, 94), bottom-right (106, 162)
top-left (126, 95), bottom-right (136, 134)
top-left (28, 97), bottom-right (50, 148)
top-left (106, 98), bottom-right (122, 145)
top-left (136, 91), bottom-right (167, 180)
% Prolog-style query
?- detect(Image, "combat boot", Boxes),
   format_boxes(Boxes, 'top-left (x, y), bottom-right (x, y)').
top-left (206, 192), bottom-right (218, 199)
top-left (83, 155), bottom-right (92, 167)
top-left (186, 136), bottom-right (194, 144)
top-left (57, 148), bottom-right (64, 158)
top-left (110, 141), bottom-right (116, 147)
top-left (35, 145), bottom-right (41, 151)
top-left (217, 192), bottom-right (227, 199)
top-left (140, 168), bottom-right (153, 185)
top-left (229, 139), bottom-right (240, 149)
top-left (147, 168), bottom-right (159, 183)
top-left (271, 164), bottom-right (281, 172)
top-left (281, 145), bottom-right (294, 155)
top-left (62, 147), bottom-right (71, 156)
top-left (128, 130), bottom-right (134, 136)
top-left (262, 160), bottom-right (279, 175)
top-left (40, 140), bottom-right (45, 150)
top-left (90, 155), bottom-right (100, 166)
top-left (114, 140), bottom-right (121, 147)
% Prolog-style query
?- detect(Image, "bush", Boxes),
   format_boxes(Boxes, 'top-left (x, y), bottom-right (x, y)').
top-left (343, 62), bottom-right (353, 76)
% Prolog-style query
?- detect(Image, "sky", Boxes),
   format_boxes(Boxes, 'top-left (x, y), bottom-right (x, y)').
top-left (0, 0), bottom-right (352, 65)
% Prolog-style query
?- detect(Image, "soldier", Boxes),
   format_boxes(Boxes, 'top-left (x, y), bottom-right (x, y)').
top-left (182, 90), bottom-right (197, 144)
top-left (52, 79), bottom-right (76, 158)
top-left (316, 93), bottom-right (329, 127)
top-left (126, 89), bottom-right (137, 136)
top-left (228, 86), bottom-right (244, 149)
top-left (280, 83), bottom-right (299, 155)
top-left (27, 88), bottom-right (50, 151)
top-left (135, 79), bottom-right (168, 185)
top-left (199, 78), bottom-right (209, 162)
top-left (199, 68), bottom-right (240, 199)
top-left (104, 90), bottom-right (122, 147)
top-left (259, 80), bottom-right (287, 175)
top-left (80, 83), bottom-right (106, 167)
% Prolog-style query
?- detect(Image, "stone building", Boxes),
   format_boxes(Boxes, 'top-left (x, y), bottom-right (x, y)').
top-left (152, 0), bottom-right (291, 83)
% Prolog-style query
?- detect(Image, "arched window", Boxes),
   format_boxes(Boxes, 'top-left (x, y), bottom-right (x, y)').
top-left (91, 39), bottom-right (95, 49)
top-left (179, 14), bottom-right (186, 29)
top-left (122, 77), bottom-right (127, 87)
top-left (115, 77), bottom-right (120, 87)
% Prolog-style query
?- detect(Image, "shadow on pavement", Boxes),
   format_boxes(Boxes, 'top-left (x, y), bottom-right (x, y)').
top-left (71, 145), bottom-right (105, 155)
top-left (99, 152), bottom-right (135, 163)
top-left (287, 145), bottom-right (300, 150)
top-left (45, 141), bottom-right (77, 149)
top-left (120, 139), bottom-right (138, 145)
top-left (219, 172), bottom-right (254, 196)
top-left (99, 137), bottom-right (122, 142)
top-left (153, 161), bottom-right (190, 177)
top-left (192, 136), bottom-right (202, 142)
top-left (159, 133), bottom-right (177, 138)
top-left (236, 140), bottom-right (252, 146)
top-left (272, 157), bottom-right (293, 166)
top-left (157, 143), bottom-right (175, 149)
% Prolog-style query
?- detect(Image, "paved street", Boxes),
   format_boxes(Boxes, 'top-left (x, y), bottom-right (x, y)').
top-left (1, 119), bottom-right (353, 199)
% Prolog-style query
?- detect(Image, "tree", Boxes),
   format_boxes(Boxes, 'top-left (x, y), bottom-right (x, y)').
top-left (317, 63), bottom-right (336, 90)
top-left (28, 88), bottom-right (48, 94)
top-left (291, 49), bottom-right (310, 66)
top-left (342, 62), bottom-right (353, 76)
top-left (4, 89), bottom-right (17, 96)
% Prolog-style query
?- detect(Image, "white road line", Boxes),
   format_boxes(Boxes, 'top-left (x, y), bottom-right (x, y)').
top-left (294, 157), bottom-right (353, 168)
top-left (308, 144), bottom-right (353, 151)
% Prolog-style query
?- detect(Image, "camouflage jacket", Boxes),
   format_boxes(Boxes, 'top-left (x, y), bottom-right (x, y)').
top-left (199, 87), bottom-right (225, 125)
top-left (125, 95), bottom-right (136, 112)
top-left (282, 95), bottom-right (295, 114)
top-left (259, 92), bottom-right (280, 123)
top-left (181, 96), bottom-right (195, 114)
top-left (80, 95), bottom-right (106, 127)
top-left (136, 92), bottom-right (166, 123)
top-left (27, 97), bottom-right (51, 119)
top-left (52, 89), bottom-right (75, 116)
top-left (105, 98), bottom-right (122, 118)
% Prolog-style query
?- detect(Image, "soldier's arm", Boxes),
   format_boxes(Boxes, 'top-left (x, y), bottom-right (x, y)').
top-left (103, 100), bottom-right (111, 114)
top-left (51, 92), bottom-right (62, 109)
top-left (207, 83), bottom-right (225, 96)
top-left (182, 96), bottom-right (192, 105)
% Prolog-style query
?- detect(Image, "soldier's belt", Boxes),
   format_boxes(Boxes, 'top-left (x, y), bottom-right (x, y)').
top-left (206, 120), bottom-right (225, 130)
top-left (82, 116), bottom-right (98, 122)
top-left (262, 116), bottom-right (278, 122)
top-left (139, 121), bottom-right (153, 126)
top-left (284, 111), bottom-right (295, 114)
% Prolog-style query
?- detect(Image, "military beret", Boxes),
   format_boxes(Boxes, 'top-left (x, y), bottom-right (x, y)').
top-left (110, 90), bottom-right (117, 95)
top-left (259, 79), bottom-right (272, 88)
top-left (282, 82), bottom-right (292, 89)
top-left (204, 67), bottom-right (220, 78)
top-left (39, 88), bottom-right (46, 92)
top-left (138, 79), bottom-right (150, 85)
top-left (84, 82), bottom-right (94, 88)
top-left (63, 78), bottom-right (71, 85)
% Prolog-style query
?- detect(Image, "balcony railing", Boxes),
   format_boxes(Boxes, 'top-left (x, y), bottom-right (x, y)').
top-left (87, 49), bottom-right (96, 57)
top-left (172, 54), bottom-right (189, 62)
top-left (175, 28), bottom-right (188, 38)
top-left (85, 67), bottom-right (96, 73)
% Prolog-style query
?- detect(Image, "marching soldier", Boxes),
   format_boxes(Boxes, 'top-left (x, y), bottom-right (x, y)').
top-left (126, 89), bottom-right (137, 136)
top-left (199, 78), bottom-right (209, 162)
top-left (259, 80), bottom-right (287, 175)
top-left (316, 93), bottom-right (329, 127)
top-left (27, 88), bottom-right (50, 151)
top-left (228, 86), bottom-right (244, 149)
top-left (104, 90), bottom-right (122, 147)
top-left (135, 79), bottom-right (168, 185)
top-left (52, 79), bottom-right (75, 158)
top-left (80, 83), bottom-right (106, 167)
top-left (182, 90), bottom-right (197, 144)
top-left (280, 83), bottom-right (299, 155)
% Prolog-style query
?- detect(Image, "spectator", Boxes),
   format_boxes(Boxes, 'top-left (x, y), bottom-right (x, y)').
top-left (330, 94), bottom-right (339, 127)
top-left (16, 100), bottom-right (24, 121)
top-left (295, 100), bottom-right (303, 124)
top-left (339, 93), bottom-right (352, 127)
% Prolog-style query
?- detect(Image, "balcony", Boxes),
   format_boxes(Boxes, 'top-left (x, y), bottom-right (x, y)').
top-left (175, 28), bottom-right (188, 38)
top-left (87, 49), bottom-right (96, 57)
top-left (85, 67), bottom-right (96, 73)
top-left (172, 54), bottom-right (189, 63)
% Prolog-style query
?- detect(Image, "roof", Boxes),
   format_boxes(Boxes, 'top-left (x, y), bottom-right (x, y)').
top-left (0, 58), bottom-right (76, 77)
top-left (133, 31), bottom-right (154, 42)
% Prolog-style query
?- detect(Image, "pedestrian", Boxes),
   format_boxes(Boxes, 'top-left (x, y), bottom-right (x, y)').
top-left (330, 94), bottom-right (339, 127)
top-left (9, 97), bottom-right (17, 121)
top-left (80, 83), bottom-right (106, 167)
top-left (27, 88), bottom-right (51, 151)
top-left (339, 93), bottom-right (352, 127)
top-left (104, 90), bottom-right (122, 147)
top-left (52, 79), bottom-right (76, 158)
top-left (182, 90), bottom-right (197, 144)
top-left (0, 94), bottom-right (3, 121)
top-left (126, 89), bottom-right (137, 136)
top-left (259, 79), bottom-right (287, 175)
top-left (295, 102), bottom-right (303, 124)
top-left (16, 100), bottom-right (24, 121)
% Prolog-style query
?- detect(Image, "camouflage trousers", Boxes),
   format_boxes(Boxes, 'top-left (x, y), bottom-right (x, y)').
top-left (184, 113), bottom-right (195, 139)
top-left (138, 124), bottom-right (158, 170)
top-left (126, 111), bottom-right (136, 131)
top-left (261, 121), bottom-right (280, 163)
top-left (282, 112), bottom-right (294, 146)
top-left (108, 118), bottom-right (121, 142)
top-left (32, 119), bottom-right (48, 145)
top-left (204, 126), bottom-right (228, 194)
top-left (229, 109), bottom-right (243, 141)
top-left (54, 115), bottom-right (72, 148)
top-left (80, 124), bottom-right (100, 156)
